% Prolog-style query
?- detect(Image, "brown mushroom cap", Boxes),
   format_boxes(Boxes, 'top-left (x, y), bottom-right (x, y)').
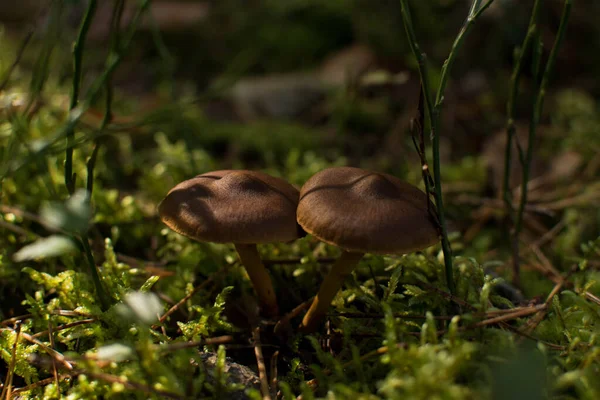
top-left (297, 167), bottom-right (440, 254)
top-left (159, 170), bottom-right (301, 244)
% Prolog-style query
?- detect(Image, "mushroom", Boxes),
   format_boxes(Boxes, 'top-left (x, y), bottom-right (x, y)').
top-left (296, 166), bottom-right (440, 332)
top-left (158, 170), bottom-right (302, 317)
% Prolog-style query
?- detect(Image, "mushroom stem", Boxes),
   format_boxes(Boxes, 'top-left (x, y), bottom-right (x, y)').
top-left (235, 243), bottom-right (279, 317)
top-left (300, 251), bottom-right (364, 332)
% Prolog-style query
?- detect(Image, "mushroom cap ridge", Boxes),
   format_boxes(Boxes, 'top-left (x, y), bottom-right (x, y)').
top-left (159, 170), bottom-right (301, 244)
top-left (297, 167), bottom-right (440, 255)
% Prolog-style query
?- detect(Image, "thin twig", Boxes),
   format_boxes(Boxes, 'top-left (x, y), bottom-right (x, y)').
top-left (270, 351), bottom-right (279, 400)
top-left (46, 319), bottom-right (60, 398)
top-left (152, 269), bottom-right (224, 328)
top-left (159, 336), bottom-right (234, 352)
top-left (521, 265), bottom-right (577, 337)
top-left (530, 244), bottom-right (562, 278)
top-left (273, 297), bottom-right (313, 335)
top-left (0, 314), bottom-right (33, 326)
top-left (0, 310), bottom-right (90, 327)
top-left (329, 307), bottom-right (539, 320)
top-left (584, 292), bottom-right (600, 306)
top-left (470, 304), bottom-right (545, 328)
top-left (10, 375), bottom-right (71, 395)
top-left (53, 309), bottom-right (94, 318)
top-left (419, 283), bottom-right (563, 347)
top-left (328, 312), bottom-right (452, 320)
top-left (116, 253), bottom-right (169, 270)
top-left (252, 327), bottom-right (271, 400)
top-left (0, 327), bottom-right (74, 371)
top-left (538, 190), bottom-right (600, 210)
top-left (529, 220), bottom-right (566, 249)
top-left (11, 374), bottom-right (74, 396)
top-left (32, 319), bottom-right (96, 339)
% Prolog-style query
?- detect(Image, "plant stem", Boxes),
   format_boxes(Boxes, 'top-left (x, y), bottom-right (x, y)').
top-left (80, 233), bottom-right (112, 311)
top-left (436, 0), bottom-right (495, 101)
top-left (400, 0), bottom-right (494, 295)
top-left (87, 0), bottom-right (126, 196)
top-left (513, 0), bottom-right (572, 266)
top-left (67, 0), bottom-right (150, 311)
top-left (504, 0), bottom-right (571, 287)
top-left (67, 0), bottom-right (150, 195)
top-left (66, 0), bottom-right (98, 195)
top-left (514, 35), bottom-right (543, 238)
top-left (502, 0), bottom-right (543, 215)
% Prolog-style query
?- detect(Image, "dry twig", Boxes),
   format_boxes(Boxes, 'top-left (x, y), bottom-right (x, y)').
top-left (270, 351), bottom-right (279, 400)
top-left (32, 319), bottom-right (96, 339)
top-left (47, 320), bottom-right (60, 398)
top-left (152, 268), bottom-right (226, 329)
top-left (274, 297), bottom-right (313, 334)
top-left (252, 327), bottom-right (271, 400)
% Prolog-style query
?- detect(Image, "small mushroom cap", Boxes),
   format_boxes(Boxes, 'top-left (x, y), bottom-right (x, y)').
top-left (159, 170), bottom-right (302, 244)
top-left (297, 167), bottom-right (440, 254)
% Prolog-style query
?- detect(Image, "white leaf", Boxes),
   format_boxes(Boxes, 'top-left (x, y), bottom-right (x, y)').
top-left (13, 235), bottom-right (77, 262)
top-left (95, 343), bottom-right (134, 362)
top-left (120, 291), bottom-right (163, 325)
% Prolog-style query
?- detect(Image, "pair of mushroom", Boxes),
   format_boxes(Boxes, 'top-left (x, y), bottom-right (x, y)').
top-left (158, 167), bottom-right (440, 333)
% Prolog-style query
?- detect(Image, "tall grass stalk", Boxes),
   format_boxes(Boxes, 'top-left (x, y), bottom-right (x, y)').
top-left (502, 0), bottom-right (543, 212)
top-left (86, 0), bottom-right (126, 196)
top-left (63, 0), bottom-right (151, 310)
top-left (66, 0), bottom-right (98, 195)
top-left (510, 0), bottom-right (572, 286)
top-left (399, 0), bottom-right (494, 295)
top-left (82, 0), bottom-right (128, 312)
